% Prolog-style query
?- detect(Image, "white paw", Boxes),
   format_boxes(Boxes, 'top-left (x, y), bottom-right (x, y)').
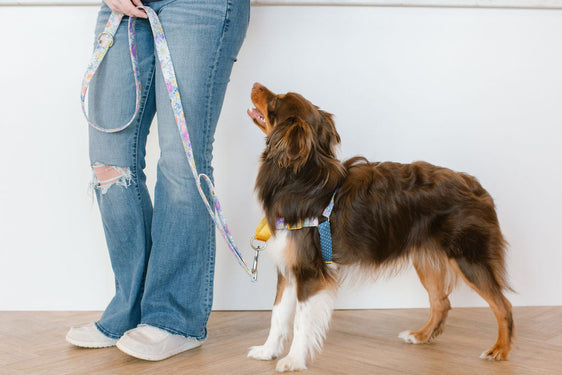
top-left (398, 330), bottom-right (421, 344)
top-left (248, 345), bottom-right (280, 361)
top-left (276, 355), bottom-right (307, 372)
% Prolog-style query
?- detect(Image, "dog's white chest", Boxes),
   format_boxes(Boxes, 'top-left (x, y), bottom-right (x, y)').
top-left (265, 231), bottom-right (290, 271)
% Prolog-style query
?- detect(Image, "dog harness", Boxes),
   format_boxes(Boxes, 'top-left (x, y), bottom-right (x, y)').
top-left (253, 192), bottom-right (337, 264)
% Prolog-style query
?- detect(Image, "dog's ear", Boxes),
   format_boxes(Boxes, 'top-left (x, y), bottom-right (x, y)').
top-left (317, 110), bottom-right (340, 157)
top-left (267, 116), bottom-right (314, 171)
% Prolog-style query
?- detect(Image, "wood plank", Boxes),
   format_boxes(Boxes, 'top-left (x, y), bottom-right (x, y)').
top-left (0, 307), bottom-right (560, 374)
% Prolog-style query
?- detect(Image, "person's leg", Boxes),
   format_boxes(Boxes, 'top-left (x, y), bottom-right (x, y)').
top-left (138, 0), bottom-right (249, 339)
top-left (70, 3), bottom-right (157, 343)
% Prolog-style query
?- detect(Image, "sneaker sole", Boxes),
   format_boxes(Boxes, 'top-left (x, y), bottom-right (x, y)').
top-left (116, 339), bottom-right (201, 361)
top-left (66, 334), bottom-right (117, 348)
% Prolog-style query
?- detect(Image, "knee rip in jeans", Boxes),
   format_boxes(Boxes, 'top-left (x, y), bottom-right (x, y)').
top-left (91, 163), bottom-right (133, 194)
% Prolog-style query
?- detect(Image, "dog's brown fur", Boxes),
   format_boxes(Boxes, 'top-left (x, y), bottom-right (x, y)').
top-left (248, 83), bottom-right (513, 369)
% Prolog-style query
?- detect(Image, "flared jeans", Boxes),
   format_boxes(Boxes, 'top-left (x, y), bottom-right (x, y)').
top-left (87, 0), bottom-right (249, 341)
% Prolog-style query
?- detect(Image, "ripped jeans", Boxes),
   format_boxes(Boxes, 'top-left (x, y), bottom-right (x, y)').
top-left (88, 0), bottom-right (249, 340)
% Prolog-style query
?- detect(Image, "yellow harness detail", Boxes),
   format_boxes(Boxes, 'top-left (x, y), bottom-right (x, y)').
top-left (254, 217), bottom-right (273, 242)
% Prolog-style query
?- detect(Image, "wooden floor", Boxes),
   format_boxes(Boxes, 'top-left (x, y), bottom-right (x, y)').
top-left (1, 307), bottom-right (561, 374)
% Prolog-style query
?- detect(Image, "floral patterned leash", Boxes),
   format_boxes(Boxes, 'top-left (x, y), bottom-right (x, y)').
top-left (81, 7), bottom-right (260, 281)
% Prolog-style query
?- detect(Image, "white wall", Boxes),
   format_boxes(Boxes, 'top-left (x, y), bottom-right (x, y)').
top-left (1, 4), bottom-right (561, 311)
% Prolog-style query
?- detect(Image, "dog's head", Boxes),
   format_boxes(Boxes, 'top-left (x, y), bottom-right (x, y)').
top-left (248, 83), bottom-right (340, 171)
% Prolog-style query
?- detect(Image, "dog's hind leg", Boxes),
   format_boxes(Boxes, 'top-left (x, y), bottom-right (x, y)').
top-left (399, 251), bottom-right (452, 344)
top-left (450, 258), bottom-right (513, 360)
top-left (248, 271), bottom-right (297, 361)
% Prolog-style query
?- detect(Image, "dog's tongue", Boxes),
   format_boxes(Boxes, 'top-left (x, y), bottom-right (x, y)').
top-left (247, 108), bottom-right (266, 126)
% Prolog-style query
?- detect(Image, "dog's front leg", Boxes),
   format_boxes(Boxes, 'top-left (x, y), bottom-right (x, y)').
top-left (276, 288), bottom-right (336, 372)
top-left (248, 271), bottom-right (297, 360)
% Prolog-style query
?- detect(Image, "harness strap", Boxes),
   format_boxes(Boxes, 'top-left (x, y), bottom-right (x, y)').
top-left (318, 192), bottom-right (336, 263)
top-left (276, 217), bottom-right (319, 230)
top-left (267, 191), bottom-right (337, 264)
top-left (81, 7), bottom-right (257, 281)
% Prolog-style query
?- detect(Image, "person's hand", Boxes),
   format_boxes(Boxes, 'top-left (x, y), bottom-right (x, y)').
top-left (104, 0), bottom-right (147, 18)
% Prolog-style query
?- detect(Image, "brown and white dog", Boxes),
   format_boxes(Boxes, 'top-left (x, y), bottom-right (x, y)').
top-left (247, 83), bottom-right (513, 372)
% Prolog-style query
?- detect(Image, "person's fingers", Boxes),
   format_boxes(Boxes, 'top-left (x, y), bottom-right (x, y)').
top-left (122, 1), bottom-right (148, 18)
top-left (103, 0), bottom-right (147, 18)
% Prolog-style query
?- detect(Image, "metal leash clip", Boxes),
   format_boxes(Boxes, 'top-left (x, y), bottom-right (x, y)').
top-left (250, 236), bottom-right (267, 281)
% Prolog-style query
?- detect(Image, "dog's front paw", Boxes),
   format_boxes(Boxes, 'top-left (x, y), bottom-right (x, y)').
top-left (248, 345), bottom-right (280, 361)
top-left (276, 355), bottom-right (307, 372)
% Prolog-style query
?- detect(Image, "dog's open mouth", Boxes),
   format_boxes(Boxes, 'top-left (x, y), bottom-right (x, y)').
top-left (247, 107), bottom-right (266, 128)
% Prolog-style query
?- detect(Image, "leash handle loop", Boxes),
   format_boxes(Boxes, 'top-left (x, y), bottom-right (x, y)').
top-left (81, 12), bottom-right (142, 133)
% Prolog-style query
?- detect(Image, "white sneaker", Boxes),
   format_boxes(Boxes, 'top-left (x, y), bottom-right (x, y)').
top-left (116, 324), bottom-right (202, 361)
top-left (66, 322), bottom-right (118, 348)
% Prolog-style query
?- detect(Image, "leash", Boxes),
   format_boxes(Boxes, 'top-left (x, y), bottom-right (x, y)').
top-left (81, 6), bottom-right (260, 281)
